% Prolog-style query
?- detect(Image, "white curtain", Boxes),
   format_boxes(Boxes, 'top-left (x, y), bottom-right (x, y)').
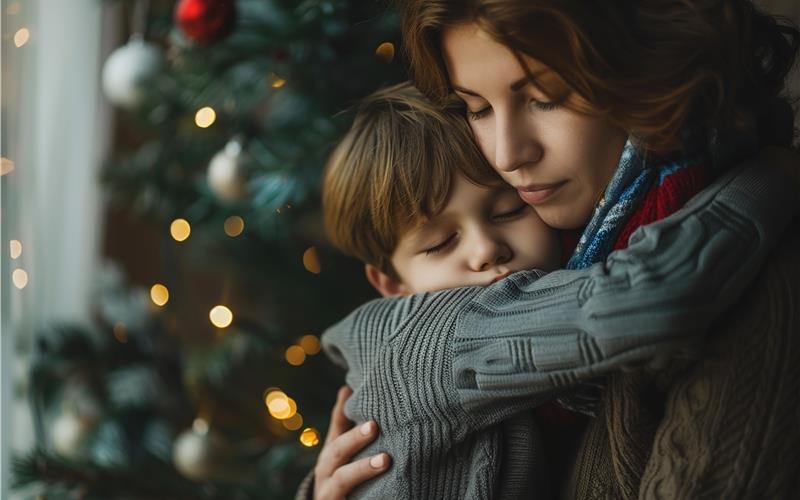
top-left (1, 1), bottom-right (118, 496)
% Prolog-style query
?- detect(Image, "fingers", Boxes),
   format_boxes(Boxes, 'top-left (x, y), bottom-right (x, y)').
top-left (315, 420), bottom-right (379, 479)
top-left (317, 453), bottom-right (391, 500)
top-left (314, 386), bottom-right (389, 500)
top-left (326, 386), bottom-right (353, 444)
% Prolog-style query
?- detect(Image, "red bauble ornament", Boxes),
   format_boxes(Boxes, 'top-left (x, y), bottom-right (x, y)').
top-left (175, 0), bottom-right (236, 44)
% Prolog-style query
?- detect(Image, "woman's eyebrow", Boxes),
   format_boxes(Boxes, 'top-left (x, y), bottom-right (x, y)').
top-left (452, 85), bottom-right (481, 97)
top-left (452, 74), bottom-right (545, 97)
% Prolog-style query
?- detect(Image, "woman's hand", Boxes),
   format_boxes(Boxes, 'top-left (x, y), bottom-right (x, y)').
top-left (313, 386), bottom-right (391, 500)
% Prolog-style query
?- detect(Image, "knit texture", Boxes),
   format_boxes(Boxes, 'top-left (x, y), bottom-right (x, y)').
top-left (567, 230), bottom-right (800, 500)
top-left (306, 162), bottom-right (799, 499)
top-left (566, 140), bottom-right (704, 271)
top-left (555, 160), bottom-right (710, 416)
top-left (613, 161), bottom-right (709, 252)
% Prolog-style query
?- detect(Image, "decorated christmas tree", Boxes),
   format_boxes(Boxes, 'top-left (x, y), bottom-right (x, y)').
top-left (12, 0), bottom-right (403, 497)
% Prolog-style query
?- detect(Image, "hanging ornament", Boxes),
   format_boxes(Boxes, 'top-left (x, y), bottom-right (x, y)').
top-left (102, 36), bottom-right (165, 109)
top-left (175, 0), bottom-right (237, 44)
top-left (173, 428), bottom-right (226, 479)
top-left (172, 425), bottom-right (259, 482)
top-left (51, 380), bottom-right (103, 459)
top-left (207, 138), bottom-right (248, 201)
top-left (51, 411), bottom-right (97, 459)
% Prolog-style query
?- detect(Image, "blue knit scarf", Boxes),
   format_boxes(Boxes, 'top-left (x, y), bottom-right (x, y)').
top-left (557, 138), bottom-right (702, 416)
top-left (566, 139), bottom-right (699, 270)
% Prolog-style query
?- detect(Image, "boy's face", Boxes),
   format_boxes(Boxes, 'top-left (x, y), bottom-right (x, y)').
top-left (367, 174), bottom-right (560, 296)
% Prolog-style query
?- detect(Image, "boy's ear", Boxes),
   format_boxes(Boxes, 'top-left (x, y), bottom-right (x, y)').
top-left (365, 264), bottom-right (410, 297)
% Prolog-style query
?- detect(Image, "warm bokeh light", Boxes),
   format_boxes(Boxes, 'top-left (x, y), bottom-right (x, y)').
top-left (302, 247), bottom-right (321, 274)
top-left (223, 216), bottom-right (245, 237)
top-left (267, 393), bottom-right (297, 420)
top-left (12, 269), bottom-right (28, 289)
top-left (282, 413), bottom-right (303, 431)
top-left (170, 218), bottom-right (191, 242)
top-left (10, 240), bottom-right (22, 259)
top-left (194, 106), bottom-right (217, 128)
top-left (264, 389), bottom-right (286, 407)
top-left (113, 322), bottom-right (128, 343)
top-left (300, 427), bottom-right (320, 447)
top-left (14, 28), bottom-right (30, 48)
top-left (299, 334), bottom-right (321, 355)
top-left (271, 73), bottom-right (286, 88)
top-left (375, 42), bottom-right (395, 62)
top-left (209, 305), bottom-right (233, 328)
top-left (285, 345), bottom-right (306, 366)
top-left (6, 2), bottom-right (21, 15)
top-left (150, 284), bottom-right (169, 306)
top-left (1, 157), bottom-right (14, 176)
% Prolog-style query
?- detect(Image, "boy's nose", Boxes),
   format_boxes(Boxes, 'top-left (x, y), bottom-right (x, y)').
top-left (469, 233), bottom-right (512, 272)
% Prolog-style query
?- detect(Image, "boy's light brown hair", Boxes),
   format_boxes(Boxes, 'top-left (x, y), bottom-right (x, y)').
top-left (323, 82), bottom-right (502, 276)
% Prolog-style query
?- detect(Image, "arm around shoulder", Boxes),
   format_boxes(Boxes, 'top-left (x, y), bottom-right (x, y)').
top-left (453, 159), bottom-right (800, 415)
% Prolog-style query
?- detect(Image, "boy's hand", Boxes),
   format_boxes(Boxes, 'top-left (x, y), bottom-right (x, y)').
top-left (313, 386), bottom-right (391, 500)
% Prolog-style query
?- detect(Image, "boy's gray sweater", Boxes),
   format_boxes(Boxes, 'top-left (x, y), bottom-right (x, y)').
top-left (320, 163), bottom-right (799, 499)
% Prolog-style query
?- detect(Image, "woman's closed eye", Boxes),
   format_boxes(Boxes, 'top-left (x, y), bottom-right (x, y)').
top-left (423, 234), bottom-right (457, 255)
top-left (530, 99), bottom-right (560, 111)
top-left (467, 98), bottom-right (560, 121)
top-left (467, 106), bottom-right (491, 121)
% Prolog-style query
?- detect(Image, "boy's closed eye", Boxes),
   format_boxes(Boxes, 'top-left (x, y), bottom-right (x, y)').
top-left (420, 202), bottom-right (530, 256)
top-left (491, 203), bottom-right (530, 221)
top-left (423, 234), bottom-right (457, 256)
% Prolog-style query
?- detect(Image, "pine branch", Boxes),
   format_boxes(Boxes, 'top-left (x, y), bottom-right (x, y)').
top-left (12, 449), bottom-right (210, 500)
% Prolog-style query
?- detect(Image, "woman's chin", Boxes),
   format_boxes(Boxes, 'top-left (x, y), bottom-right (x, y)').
top-left (535, 204), bottom-right (592, 230)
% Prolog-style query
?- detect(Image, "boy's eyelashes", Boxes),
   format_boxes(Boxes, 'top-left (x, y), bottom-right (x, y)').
top-left (423, 233), bottom-right (456, 255)
top-left (491, 203), bottom-right (529, 221)
top-left (420, 204), bottom-right (530, 256)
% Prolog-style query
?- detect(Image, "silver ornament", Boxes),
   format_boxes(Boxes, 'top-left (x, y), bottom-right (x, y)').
top-left (207, 139), bottom-right (248, 201)
top-left (102, 36), bottom-right (164, 109)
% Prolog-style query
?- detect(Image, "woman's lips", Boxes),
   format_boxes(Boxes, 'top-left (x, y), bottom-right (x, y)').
top-left (517, 182), bottom-right (566, 205)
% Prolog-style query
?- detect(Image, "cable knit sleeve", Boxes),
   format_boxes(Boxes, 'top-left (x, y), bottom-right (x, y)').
top-left (323, 160), bottom-right (798, 433)
top-left (313, 161), bottom-right (797, 498)
top-left (452, 161), bottom-right (799, 419)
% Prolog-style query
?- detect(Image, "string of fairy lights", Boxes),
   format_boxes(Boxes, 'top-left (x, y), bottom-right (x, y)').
top-left (4, 0), bottom-right (397, 451)
top-left (156, 214), bottom-right (326, 447)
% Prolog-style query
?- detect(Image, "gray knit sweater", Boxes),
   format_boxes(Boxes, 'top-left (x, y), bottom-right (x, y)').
top-left (319, 163), bottom-right (799, 499)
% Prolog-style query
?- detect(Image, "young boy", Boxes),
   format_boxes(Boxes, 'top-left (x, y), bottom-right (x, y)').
top-left (323, 83), bottom-right (561, 297)
top-left (317, 82), bottom-right (562, 498)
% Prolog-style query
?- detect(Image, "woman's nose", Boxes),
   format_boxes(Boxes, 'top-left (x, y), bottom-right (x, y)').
top-left (494, 110), bottom-right (543, 173)
top-left (468, 229), bottom-right (512, 271)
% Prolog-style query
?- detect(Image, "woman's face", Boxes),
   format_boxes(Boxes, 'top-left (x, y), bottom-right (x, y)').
top-left (442, 23), bottom-right (628, 229)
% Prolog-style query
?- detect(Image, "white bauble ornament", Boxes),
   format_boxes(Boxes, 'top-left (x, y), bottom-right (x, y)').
top-left (102, 36), bottom-right (164, 109)
top-left (207, 139), bottom-right (248, 201)
top-left (173, 424), bottom-right (232, 480)
top-left (51, 412), bottom-right (95, 458)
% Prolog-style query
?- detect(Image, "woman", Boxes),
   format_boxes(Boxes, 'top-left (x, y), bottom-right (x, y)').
top-left (306, 0), bottom-right (800, 498)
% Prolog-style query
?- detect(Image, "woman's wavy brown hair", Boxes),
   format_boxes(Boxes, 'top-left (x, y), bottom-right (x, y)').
top-left (401, 0), bottom-right (799, 154)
